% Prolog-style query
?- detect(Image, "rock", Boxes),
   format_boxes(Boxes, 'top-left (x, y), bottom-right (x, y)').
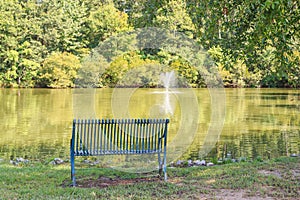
top-left (16, 157), bottom-right (24, 162)
top-left (207, 162), bottom-right (214, 166)
top-left (200, 160), bottom-right (206, 166)
top-left (187, 160), bottom-right (193, 167)
top-left (16, 157), bottom-right (29, 163)
top-left (290, 153), bottom-right (298, 157)
top-left (10, 160), bottom-right (17, 165)
top-left (176, 160), bottom-right (183, 166)
top-left (193, 160), bottom-right (202, 166)
top-left (83, 160), bottom-right (92, 164)
top-left (54, 158), bottom-right (64, 165)
top-left (93, 160), bottom-right (101, 165)
top-left (49, 161), bottom-right (56, 165)
top-left (169, 161), bottom-right (175, 167)
top-left (10, 158), bottom-right (29, 165)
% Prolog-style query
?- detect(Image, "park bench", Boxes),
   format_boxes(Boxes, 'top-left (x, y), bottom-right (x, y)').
top-left (70, 118), bottom-right (169, 186)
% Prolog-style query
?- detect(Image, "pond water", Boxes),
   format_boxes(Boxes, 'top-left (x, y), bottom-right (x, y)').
top-left (0, 88), bottom-right (299, 162)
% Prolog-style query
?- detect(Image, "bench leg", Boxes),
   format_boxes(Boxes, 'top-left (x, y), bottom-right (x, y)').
top-left (163, 151), bottom-right (167, 181)
top-left (71, 154), bottom-right (76, 186)
top-left (158, 152), bottom-right (162, 177)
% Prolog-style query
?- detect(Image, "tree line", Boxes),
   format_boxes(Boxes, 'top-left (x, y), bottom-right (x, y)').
top-left (0, 0), bottom-right (299, 88)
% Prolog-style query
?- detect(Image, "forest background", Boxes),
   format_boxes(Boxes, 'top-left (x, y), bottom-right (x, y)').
top-left (0, 0), bottom-right (299, 88)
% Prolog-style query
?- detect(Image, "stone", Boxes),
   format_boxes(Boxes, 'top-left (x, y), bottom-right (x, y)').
top-left (10, 158), bottom-right (29, 165)
top-left (193, 160), bottom-right (202, 166)
top-left (207, 162), bottom-right (214, 166)
top-left (169, 161), bottom-right (175, 167)
top-left (54, 158), bottom-right (64, 165)
top-left (10, 160), bottom-right (17, 165)
top-left (49, 161), bottom-right (56, 165)
top-left (200, 160), bottom-right (206, 166)
top-left (187, 160), bottom-right (193, 166)
top-left (176, 160), bottom-right (183, 166)
top-left (93, 160), bottom-right (100, 165)
top-left (83, 160), bottom-right (92, 164)
top-left (16, 157), bottom-right (29, 163)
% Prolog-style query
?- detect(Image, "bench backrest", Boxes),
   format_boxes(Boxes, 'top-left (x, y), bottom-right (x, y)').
top-left (71, 119), bottom-right (169, 156)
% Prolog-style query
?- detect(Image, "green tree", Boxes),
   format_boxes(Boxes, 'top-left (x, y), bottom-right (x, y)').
top-left (101, 51), bottom-right (159, 87)
top-left (0, 0), bottom-right (44, 87)
top-left (39, 52), bottom-right (81, 88)
top-left (189, 0), bottom-right (299, 87)
top-left (154, 0), bottom-right (195, 38)
top-left (87, 2), bottom-right (132, 48)
top-left (38, 0), bottom-right (89, 55)
top-left (117, 0), bottom-right (167, 27)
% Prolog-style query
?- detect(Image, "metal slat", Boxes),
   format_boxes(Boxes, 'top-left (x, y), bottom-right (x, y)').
top-left (89, 119), bottom-right (93, 155)
top-left (150, 119), bottom-right (155, 153)
top-left (116, 119), bottom-right (120, 154)
top-left (141, 119), bottom-right (145, 153)
top-left (111, 120), bottom-right (114, 154)
top-left (146, 119), bottom-right (150, 153)
top-left (120, 119), bottom-right (123, 154)
top-left (100, 119), bottom-right (103, 154)
top-left (154, 119), bottom-right (158, 152)
top-left (129, 119), bottom-right (133, 153)
top-left (96, 120), bottom-right (100, 155)
top-left (125, 119), bottom-right (129, 153)
top-left (93, 120), bottom-right (97, 155)
top-left (132, 120), bottom-right (138, 153)
top-left (103, 119), bottom-right (107, 154)
top-left (75, 120), bottom-right (79, 155)
top-left (158, 119), bottom-right (163, 151)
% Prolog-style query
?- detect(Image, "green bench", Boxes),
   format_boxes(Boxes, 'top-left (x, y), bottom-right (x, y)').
top-left (70, 118), bottom-right (169, 186)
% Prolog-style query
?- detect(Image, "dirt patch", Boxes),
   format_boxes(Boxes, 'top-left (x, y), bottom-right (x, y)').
top-left (258, 170), bottom-right (282, 179)
top-left (62, 176), bottom-right (162, 188)
top-left (61, 176), bottom-right (298, 199)
top-left (210, 189), bottom-right (275, 200)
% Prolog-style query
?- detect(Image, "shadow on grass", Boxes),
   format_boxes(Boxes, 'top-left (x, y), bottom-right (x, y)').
top-left (62, 176), bottom-right (163, 188)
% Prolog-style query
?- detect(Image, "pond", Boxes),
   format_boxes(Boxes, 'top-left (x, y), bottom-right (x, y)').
top-left (0, 88), bottom-right (299, 163)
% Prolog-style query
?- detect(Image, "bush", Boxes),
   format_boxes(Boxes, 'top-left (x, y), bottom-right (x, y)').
top-left (39, 52), bottom-right (81, 88)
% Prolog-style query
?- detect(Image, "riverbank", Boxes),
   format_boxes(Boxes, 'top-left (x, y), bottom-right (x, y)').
top-left (0, 156), bottom-right (299, 199)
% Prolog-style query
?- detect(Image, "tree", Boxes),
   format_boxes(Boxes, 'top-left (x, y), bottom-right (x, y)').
top-left (39, 52), bottom-right (80, 88)
top-left (38, 0), bottom-right (89, 56)
top-left (188, 0), bottom-right (300, 87)
top-left (87, 2), bottom-right (132, 48)
top-left (0, 0), bottom-right (44, 87)
top-left (154, 0), bottom-right (195, 38)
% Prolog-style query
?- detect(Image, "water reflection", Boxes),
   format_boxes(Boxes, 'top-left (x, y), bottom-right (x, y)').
top-left (0, 88), bottom-right (299, 161)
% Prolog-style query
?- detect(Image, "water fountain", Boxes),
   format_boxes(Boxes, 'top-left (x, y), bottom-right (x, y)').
top-left (160, 70), bottom-right (176, 91)
top-left (159, 71), bottom-right (177, 115)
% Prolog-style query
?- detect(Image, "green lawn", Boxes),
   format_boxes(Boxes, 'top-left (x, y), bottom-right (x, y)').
top-left (0, 157), bottom-right (299, 199)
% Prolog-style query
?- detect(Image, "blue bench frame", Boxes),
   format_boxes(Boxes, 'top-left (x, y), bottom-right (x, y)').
top-left (70, 118), bottom-right (169, 186)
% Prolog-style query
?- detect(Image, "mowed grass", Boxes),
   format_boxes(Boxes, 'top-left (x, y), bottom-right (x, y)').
top-left (0, 157), bottom-right (299, 199)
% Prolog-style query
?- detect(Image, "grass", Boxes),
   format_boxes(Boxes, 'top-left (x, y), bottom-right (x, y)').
top-left (0, 156), bottom-right (299, 199)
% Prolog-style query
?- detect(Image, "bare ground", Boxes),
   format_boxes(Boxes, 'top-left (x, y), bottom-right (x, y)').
top-left (61, 174), bottom-right (299, 200)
